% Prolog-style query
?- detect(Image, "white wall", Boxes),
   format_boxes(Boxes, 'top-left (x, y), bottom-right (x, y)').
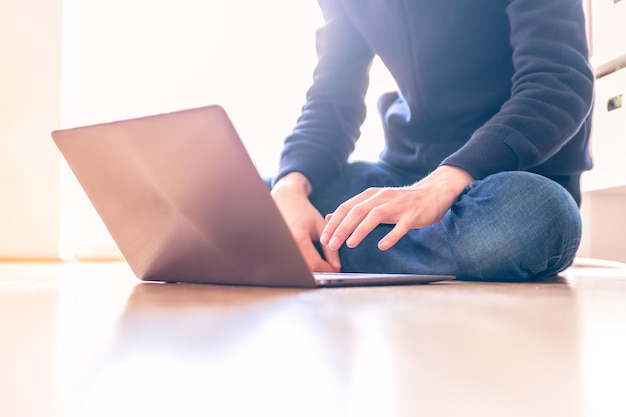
top-left (61, 0), bottom-right (326, 175)
top-left (0, 0), bottom-right (62, 259)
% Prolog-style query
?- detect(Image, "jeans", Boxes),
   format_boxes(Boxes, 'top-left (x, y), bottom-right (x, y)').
top-left (271, 162), bottom-right (582, 281)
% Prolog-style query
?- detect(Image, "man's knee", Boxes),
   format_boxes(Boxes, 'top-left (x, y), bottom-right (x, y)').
top-left (451, 172), bottom-right (581, 281)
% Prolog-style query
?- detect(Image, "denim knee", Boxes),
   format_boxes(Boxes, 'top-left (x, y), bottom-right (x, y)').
top-left (451, 172), bottom-right (581, 281)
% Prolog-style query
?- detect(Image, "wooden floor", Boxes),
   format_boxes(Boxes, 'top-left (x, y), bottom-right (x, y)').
top-left (1, 261), bottom-right (626, 417)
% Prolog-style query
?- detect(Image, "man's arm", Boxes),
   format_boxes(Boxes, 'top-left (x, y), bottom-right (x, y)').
top-left (442, 0), bottom-right (594, 179)
top-left (273, 0), bottom-right (375, 192)
top-left (270, 1), bottom-right (375, 271)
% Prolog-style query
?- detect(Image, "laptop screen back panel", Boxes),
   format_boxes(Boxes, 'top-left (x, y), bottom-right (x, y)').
top-left (53, 106), bottom-right (317, 288)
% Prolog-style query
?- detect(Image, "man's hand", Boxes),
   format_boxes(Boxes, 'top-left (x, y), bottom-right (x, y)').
top-left (271, 172), bottom-right (341, 272)
top-left (320, 165), bottom-right (474, 251)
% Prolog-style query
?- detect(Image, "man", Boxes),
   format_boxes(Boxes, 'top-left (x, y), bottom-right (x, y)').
top-left (269, 0), bottom-right (594, 281)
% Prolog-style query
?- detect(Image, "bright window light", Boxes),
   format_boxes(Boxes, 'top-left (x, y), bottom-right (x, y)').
top-left (60, 1), bottom-right (396, 259)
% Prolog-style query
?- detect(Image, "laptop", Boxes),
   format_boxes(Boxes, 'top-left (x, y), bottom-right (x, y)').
top-left (52, 105), bottom-right (455, 288)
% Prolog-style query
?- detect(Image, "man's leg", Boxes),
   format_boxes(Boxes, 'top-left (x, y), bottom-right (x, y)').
top-left (325, 170), bottom-right (581, 281)
top-left (442, 171), bottom-right (580, 280)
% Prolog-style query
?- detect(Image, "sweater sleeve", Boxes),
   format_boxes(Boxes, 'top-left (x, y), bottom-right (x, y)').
top-left (441, 0), bottom-right (594, 180)
top-left (274, 0), bottom-right (375, 192)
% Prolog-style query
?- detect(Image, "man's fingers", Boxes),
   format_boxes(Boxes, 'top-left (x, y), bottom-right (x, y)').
top-left (322, 187), bottom-right (427, 251)
top-left (378, 222), bottom-right (410, 251)
top-left (299, 239), bottom-right (338, 272)
top-left (321, 191), bottom-right (375, 245)
top-left (321, 244), bottom-right (341, 271)
top-left (345, 208), bottom-right (386, 248)
top-left (325, 199), bottom-right (382, 250)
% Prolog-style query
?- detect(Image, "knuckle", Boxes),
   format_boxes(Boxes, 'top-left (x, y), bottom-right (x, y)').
top-left (376, 188), bottom-right (393, 197)
top-left (369, 205), bottom-right (389, 219)
top-left (350, 203), bottom-right (369, 217)
top-left (334, 201), bottom-right (352, 215)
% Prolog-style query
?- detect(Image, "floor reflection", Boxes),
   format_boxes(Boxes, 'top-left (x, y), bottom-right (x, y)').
top-left (64, 274), bottom-right (586, 417)
top-left (69, 283), bottom-right (342, 417)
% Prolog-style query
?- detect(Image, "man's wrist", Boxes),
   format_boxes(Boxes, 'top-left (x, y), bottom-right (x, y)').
top-left (272, 172), bottom-right (313, 197)
top-left (418, 165), bottom-right (474, 200)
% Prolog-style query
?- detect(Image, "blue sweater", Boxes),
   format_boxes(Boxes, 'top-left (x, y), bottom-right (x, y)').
top-left (277, 0), bottom-right (594, 204)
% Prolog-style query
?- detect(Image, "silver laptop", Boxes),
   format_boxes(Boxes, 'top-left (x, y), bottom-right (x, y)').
top-left (52, 106), bottom-right (454, 288)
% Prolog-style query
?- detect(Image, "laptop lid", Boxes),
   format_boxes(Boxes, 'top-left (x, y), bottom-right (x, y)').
top-left (52, 106), bottom-right (454, 288)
